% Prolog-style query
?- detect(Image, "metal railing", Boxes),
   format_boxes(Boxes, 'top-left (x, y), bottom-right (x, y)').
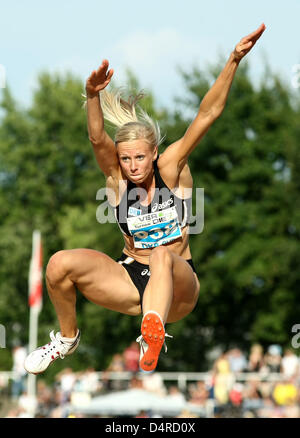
top-left (0, 370), bottom-right (296, 392)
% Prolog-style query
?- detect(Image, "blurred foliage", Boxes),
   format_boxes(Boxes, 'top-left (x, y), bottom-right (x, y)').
top-left (0, 59), bottom-right (299, 378)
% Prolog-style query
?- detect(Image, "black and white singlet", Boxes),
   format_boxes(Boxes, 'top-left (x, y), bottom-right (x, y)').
top-left (112, 157), bottom-right (192, 249)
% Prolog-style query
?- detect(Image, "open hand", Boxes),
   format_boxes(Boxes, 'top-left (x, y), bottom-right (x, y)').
top-left (233, 23), bottom-right (266, 61)
top-left (86, 59), bottom-right (114, 97)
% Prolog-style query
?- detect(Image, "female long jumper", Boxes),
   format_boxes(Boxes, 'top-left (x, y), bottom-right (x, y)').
top-left (24, 24), bottom-right (266, 375)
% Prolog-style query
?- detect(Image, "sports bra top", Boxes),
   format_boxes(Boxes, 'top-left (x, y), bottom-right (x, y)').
top-left (111, 157), bottom-right (191, 249)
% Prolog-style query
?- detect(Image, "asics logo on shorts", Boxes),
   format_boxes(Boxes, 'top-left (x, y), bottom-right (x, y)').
top-left (151, 198), bottom-right (173, 212)
top-left (141, 269), bottom-right (151, 277)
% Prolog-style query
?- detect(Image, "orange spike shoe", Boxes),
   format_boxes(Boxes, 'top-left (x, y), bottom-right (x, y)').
top-left (136, 311), bottom-right (173, 372)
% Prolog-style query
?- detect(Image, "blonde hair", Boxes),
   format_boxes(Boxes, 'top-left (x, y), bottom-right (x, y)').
top-left (99, 88), bottom-right (164, 148)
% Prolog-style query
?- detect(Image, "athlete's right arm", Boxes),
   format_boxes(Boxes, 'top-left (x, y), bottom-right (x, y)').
top-left (86, 60), bottom-right (120, 178)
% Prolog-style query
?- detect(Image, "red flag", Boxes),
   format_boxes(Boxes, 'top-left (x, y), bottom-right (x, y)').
top-left (28, 231), bottom-right (43, 311)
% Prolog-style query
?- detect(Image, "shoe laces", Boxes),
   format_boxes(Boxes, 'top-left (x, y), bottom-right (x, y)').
top-left (136, 333), bottom-right (173, 354)
top-left (41, 331), bottom-right (69, 360)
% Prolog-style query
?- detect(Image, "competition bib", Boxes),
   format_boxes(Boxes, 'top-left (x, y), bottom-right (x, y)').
top-left (126, 206), bottom-right (182, 249)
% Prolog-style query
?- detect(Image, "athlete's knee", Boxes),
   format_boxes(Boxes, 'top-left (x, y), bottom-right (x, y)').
top-left (46, 250), bottom-right (73, 286)
top-left (149, 246), bottom-right (173, 267)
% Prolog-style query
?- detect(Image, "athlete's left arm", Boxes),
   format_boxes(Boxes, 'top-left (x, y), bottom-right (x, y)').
top-left (161, 23), bottom-right (266, 172)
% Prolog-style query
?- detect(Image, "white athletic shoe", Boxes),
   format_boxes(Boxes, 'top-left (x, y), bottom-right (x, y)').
top-left (24, 330), bottom-right (80, 375)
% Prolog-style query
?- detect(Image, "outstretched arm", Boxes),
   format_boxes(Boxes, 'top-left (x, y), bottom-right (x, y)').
top-left (198, 23), bottom-right (266, 116)
top-left (86, 60), bottom-right (119, 177)
top-left (161, 23), bottom-right (266, 171)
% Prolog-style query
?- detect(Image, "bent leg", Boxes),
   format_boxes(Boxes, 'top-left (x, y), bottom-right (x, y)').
top-left (138, 247), bottom-right (199, 372)
top-left (142, 247), bottom-right (200, 324)
top-left (46, 249), bottom-right (141, 338)
top-left (142, 246), bottom-right (173, 323)
top-left (166, 256), bottom-right (200, 323)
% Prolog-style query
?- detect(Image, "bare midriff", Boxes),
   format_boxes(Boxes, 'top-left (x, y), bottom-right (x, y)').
top-left (121, 225), bottom-right (192, 265)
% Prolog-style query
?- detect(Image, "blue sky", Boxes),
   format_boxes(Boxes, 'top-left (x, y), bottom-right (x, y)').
top-left (1, 0), bottom-right (299, 109)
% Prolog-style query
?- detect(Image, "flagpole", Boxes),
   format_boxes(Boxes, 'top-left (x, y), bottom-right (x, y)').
top-left (26, 230), bottom-right (43, 417)
top-left (27, 307), bottom-right (39, 415)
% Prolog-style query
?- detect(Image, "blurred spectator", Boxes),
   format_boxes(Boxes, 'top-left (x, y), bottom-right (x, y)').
top-left (204, 374), bottom-right (215, 400)
top-left (106, 354), bottom-right (127, 390)
top-left (142, 372), bottom-right (166, 396)
top-left (123, 342), bottom-right (140, 372)
top-left (36, 382), bottom-right (57, 417)
top-left (242, 378), bottom-right (264, 412)
top-left (99, 370), bottom-right (113, 393)
top-left (188, 381), bottom-right (208, 406)
top-left (11, 345), bottom-right (27, 399)
top-left (167, 385), bottom-right (186, 403)
top-left (229, 383), bottom-right (244, 406)
top-left (243, 378), bottom-right (263, 400)
top-left (281, 349), bottom-right (299, 377)
top-left (213, 353), bottom-right (234, 405)
top-left (73, 368), bottom-right (101, 395)
top-left (213, 352), bottom-right (231, 375)
top-left (272, 377), bottom-right (298, 406)
top-left (85, 367), bottom-right (101, 393)
top-left (107, 353), bottom-right (125, 372)
top-left (263, 345), bottom-right (282, 373)
top-left (55, 368), bottom-right (76, 403)
top-left (227, 348), bottom-right (248, 373)
top-left (258, 380), bottom-right (273, 399)
top-left (129, 374), bottom-right (143, 389)
top-left (18, 390), bottom-right (37, 417)
top-left (247, 344), bottom-right (264, 372)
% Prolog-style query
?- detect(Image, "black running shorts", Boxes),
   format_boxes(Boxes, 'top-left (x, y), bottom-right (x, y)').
top-left (116, 253), bottom-right (197, 311)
